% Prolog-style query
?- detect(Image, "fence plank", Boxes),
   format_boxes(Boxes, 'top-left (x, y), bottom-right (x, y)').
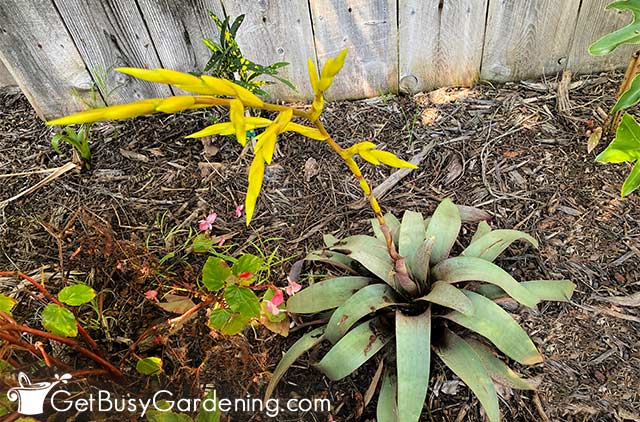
top-left (221, 0), bottom-right (317, 100)
top-left (309, 0), bottom-right (398, 99)
top-left (399, 0), bottom-right (488, 94)
top-left (568, 0), bottom-right (636, 74)
top-left (0, 59), bottom-right (15, 87)
top-left (52, 0), bottom-right (171, 104)
top-left (481, 0), bottom-right (581, 81)
top-left (136, 0), bottom-right (224, 75)
top-left (0, 0), bottom-right (94, 119)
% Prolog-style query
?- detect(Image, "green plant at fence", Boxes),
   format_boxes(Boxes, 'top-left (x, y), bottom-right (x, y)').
top-left (265, 199), bottom-right (575, 422)
top-left (201, 11), bottom-right (294, 97)
top-left (45, 50), bottom-right (572, 420)
top-left (589, 0), bottom-right (640, 196)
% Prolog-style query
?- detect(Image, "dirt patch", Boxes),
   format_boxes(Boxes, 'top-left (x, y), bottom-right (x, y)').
top-left (0, 70), bottom-right (639, 422)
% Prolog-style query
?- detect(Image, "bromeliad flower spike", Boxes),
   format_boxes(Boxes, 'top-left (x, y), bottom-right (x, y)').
top-left (46, 50), bottom-right (416, 230)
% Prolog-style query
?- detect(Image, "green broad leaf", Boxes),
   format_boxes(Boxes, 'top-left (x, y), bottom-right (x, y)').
top-left (231, 254), bottom-right (263, 275)
top-left (424, 199), bottom-right (461, 264)
top-left (462, 229), bottom-right (538, 262)
top-left (202, 257), bottom-right (231, 291)
top-left (471, 221), bottom-right (492, 243)
top-left (376, 367), bottom-right (398, 422)
top-left (192, 233), bottom-right (214, 253)
top-left (596, 113), bottom-right (640, 163)
top-left (41, 304), bottom-right (77, 337)
top-left (396, 309), bottom-right (430, 422)
top-left (589, 0), bottom-right (640, 56)
top-left (264, 327), bottom-right (325, 401)
top-left (432, 256), bottom-right (540, 308)
top-left (136, 357), bottom-right (163, 375)
top-left (324, 284), bottom-right (399, 344)
top-left (304, 249), bottom-right (355, 273)
top-left (434, 330), bottom-right (500, 422)
top-left (330, 235), bottom-right (395, 286)
top-left (146, 401), bottom-right (192, 422)
top-left (58, 284), bottom-right (96, 306)
top-left (622, 160), bottom-right (640, 196)
top-left (196, 391), bottom-right (221, 422)
top-left (51, 134), bottom-right (64, 154)
top-left (323, 233), bottom-right (340, 247)
top-left (316, 318), bottom-right (391, 381)
top-left (371, 212), bottom-right (401, 244)
top-left (0, 294), bottom-right (16, 316)
top-left (412, 236), bottom-right (434, 286)
top-left (398, 211), bottom-right (426, 270)
top-left (614, 73), bottom-right (640, 111)
top-left (224, 285), bottom-right (260, 318)
top-left (477, 279), bottom-right (575, 302)
top-left (286, 276), bottom-right (372, 314)
top-left (208, 308), bottom-right (251, 335)
top-left (417, 281), bottom-right (473, 314)
top-left (443, 290), bottom-right (543, 365)
top-left (467, 339), bottom-right (539, 390)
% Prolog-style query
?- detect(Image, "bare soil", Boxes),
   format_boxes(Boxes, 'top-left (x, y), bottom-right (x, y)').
top-left (0, 70), bottom-right (638, 422)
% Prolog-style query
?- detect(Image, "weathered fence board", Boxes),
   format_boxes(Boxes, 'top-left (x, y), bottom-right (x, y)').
top-left (137, 0), bottom-right (224, 74)
top-left (568, 0), bottom-right (636, 74)
top-left (0, 0), bottom-right (94, 118)
top-left (482, 0), bottom-right (582, 81)
top-left (399, 0), bottom-right (488, 93)
top-left (222, 0), bottom-right (317, 100)
top-left (309, 0), bottom-right (398, 99)
top-left (52, 0), bottom-right (171, 104)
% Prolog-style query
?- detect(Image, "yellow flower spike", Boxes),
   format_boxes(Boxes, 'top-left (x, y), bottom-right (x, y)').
top-left (230, 99), bottom-right (246, 146)
top-left (156, 96), bottom-right (197, 113)
top-left (200, 76), bottom-right (237, 96)
top-left (317, 77), bottom-right (333, 92)
top-left (116, 67), bottom-right (201, 86)
top-left (101, 101), bottom-right (159, 120)
top-left (321, 49), bottom-right (348, 78)
top-left (47, 109), bottom-right (109, 126)
top-left (245, 151), bottom-right (266, 225)
top-left (284, 122), bottom-right (328, 140)
top-left (185, 122), bottom-right (235, 138)
top-left (307, 58), bottom-right (320, 94)
top-left (368, 150), bottom-right (418, 169)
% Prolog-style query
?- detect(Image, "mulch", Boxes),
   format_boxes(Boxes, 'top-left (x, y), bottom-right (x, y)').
top-left (0, 69), bottom-right (639, 422)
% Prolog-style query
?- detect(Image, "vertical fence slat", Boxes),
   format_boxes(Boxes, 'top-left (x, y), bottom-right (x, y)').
top-left (53, 0), bottom-right (171, 104)
top-left (568, 0), bottom-right (636, 74)
top-left (399, 0), bottom-right (488, 93)
top-left (136, 0), bottom-right (224, 75)
top-left (221, 0), bottom-right (317, 100)
top-left (309, 0), bottom-right (398, 99)
top-left (0, 0), bottom-right (94, 119)
top-left (481, 0), bottom-right (582, 81)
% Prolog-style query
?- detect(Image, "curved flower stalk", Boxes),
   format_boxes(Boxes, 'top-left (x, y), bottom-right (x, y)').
top-left (47, 51), bottom-right (416, 261)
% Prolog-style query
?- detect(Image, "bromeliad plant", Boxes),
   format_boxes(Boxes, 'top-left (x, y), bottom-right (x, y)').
top-left (589, 0), bottom-right (640, 196)
top-left (265, 199), bottom-right (575, 422)
top-left (46, 49), bottom-right (416, 226)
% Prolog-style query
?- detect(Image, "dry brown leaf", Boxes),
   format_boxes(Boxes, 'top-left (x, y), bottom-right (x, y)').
top-left (595, 292), bottom-right (640, 307)
top-left (119, 148), bottom-right (149, 163)
top-left (156, 294), bottom-right (195, 314)
top-left (587, 127), bottom-right (603, 153)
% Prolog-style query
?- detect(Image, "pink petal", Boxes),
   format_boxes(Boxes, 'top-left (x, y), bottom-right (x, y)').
top-left (266, 300), bottom-right (281, 316)
top-left (198, 220), bottom-right (211, 231)
top-left (270, 289), bottom-right (285, 306)
top-left (285, 277), bottom-right (302, 296)
top-left (144, 290), bottom-right (158, 300)
top-left (235, 204), bottom-right (244, 218)
top-left (206, 212), bottom-right (218, 224)
top-left (217, 235), bottom-right (226, 246)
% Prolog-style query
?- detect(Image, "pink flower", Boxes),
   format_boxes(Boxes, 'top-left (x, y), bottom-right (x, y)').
top-left (198, 212), bottom-right (217, 231)
top-left (235, 204), bottom-right (244, 218)
top-left (266, 289), bottom-right (284, 316)
top-left (285, 276), bottom-right (302, 296)
top-left (144, 290), bottom-right (158, 300)
top-left (217, 235), bottom-right (226, 246)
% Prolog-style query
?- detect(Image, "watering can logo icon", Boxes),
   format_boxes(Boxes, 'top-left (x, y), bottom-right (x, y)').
top-left (7, 372), bottom-right (72, 415)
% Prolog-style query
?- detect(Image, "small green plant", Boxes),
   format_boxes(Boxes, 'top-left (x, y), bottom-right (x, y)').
top-left (202, 11), bottom-right (295, 96)
top-left (51, 125), bottom-right (92, 170)
top-left (41, 283), bottom-right (96, 337)
top-left (589, 0), bottom-right (640, 196)
top-left (265, 199), bottom-right (575, 422)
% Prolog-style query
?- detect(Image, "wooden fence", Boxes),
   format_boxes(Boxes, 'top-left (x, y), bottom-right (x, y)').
top-left (0, 0), bottom-right (634, 119)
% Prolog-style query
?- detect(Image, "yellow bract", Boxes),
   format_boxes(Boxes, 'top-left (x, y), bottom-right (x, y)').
top-left (255, 109), bottom-right (293, 164)
top-left (307, 49), bottom-right (348, 121)
top-left (185, 117), bottom-right (272, 139)
top-left (285, 122), bottom-right (327, 140)
top-left (343, 141), bottom-right (417, 169)
top-left (307, 58), bottom-right (319, 93)
top-left (230, 99), bottom-right (246, 146)
top-left (116, 67), bottom-right (201, 86)
top-left (46, 97), bottom-right (201, 125)
top-left (245, 150), bottom-right (266, 225)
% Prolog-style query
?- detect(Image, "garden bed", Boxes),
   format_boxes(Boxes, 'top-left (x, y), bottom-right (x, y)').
top-left (0, 70), bottom-right (638, 421)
